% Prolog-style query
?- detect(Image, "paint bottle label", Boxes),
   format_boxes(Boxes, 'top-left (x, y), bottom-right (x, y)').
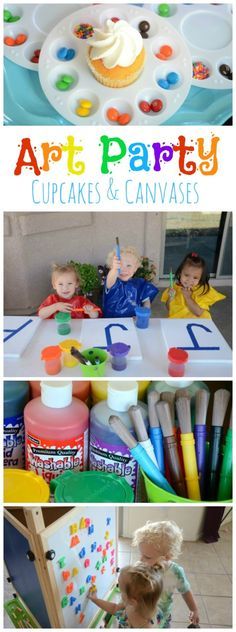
top-left (26, 430), bottom-right (88, 484)
top-left (4, 414), bottom-right (25, 468)
top-left (89, 434), bottom-right (138, 494)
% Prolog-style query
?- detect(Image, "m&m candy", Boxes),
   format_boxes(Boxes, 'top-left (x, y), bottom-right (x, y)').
top-left (76, 99), bottom-right (93, 117)
top-left (56, 75), bottom-right (74, 90)
top-left (107, 107), bottom-right (119, 122)
top-left (139, 100), bottom-right (151, 113)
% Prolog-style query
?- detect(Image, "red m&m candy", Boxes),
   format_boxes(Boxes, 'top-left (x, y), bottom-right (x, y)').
top-left (139, 100), bottom-right (151, 113)
top-left (151, 99), bottom-right (163, 112)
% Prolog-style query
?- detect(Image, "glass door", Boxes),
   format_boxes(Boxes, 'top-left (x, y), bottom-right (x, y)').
top-left (160, 212), bottom-right (232, 279)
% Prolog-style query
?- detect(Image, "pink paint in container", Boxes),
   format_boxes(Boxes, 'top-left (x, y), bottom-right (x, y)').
top-left (24, 381), bottom-right (89, 485)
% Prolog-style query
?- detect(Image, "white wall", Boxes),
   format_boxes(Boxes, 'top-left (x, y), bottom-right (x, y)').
top-left (4, 211), bottom-right (161, 314)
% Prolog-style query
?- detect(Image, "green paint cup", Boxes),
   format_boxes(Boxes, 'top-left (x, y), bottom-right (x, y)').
top-left (55, 311), bottom-right (71, 335)
top-left (80, 348), bottom-right (108, 377)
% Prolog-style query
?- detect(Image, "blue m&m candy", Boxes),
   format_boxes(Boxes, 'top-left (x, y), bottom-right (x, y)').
top-left (57, 47), bottom-right (76, 61)
top-left (166, 71), bottom-right (179, 85)
top-left (158, 78), bottom-right (170, 89)
top-left (66, 48), bottom-right (75, 60)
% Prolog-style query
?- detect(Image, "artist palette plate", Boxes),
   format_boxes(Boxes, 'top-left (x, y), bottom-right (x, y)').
top-left (147, 3), bottom-right (232, 90)
top-left (4, 4), bottom-right (84, 71)
top-left (38, 4), bottom-right (192, 125)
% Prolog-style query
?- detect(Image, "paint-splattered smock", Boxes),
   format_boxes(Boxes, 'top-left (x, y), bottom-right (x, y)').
top-left (161, 283), bottom-right (225, 319)
top-left (103, 278), bottom-right (158, 318)
top-left (154, 562), bottom-right (191, 628)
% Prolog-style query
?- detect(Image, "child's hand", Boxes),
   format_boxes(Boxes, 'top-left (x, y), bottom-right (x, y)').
top-left (83, 305), bottom-right (99, 319)
top-left (189, 609), bottom-right (200, 626)
top-left (168, 288), bottom-right (176, 301)
top-left (181, 287), bottom-right (192, 298)
top-left (56, 302), bottom-right (73, 313)
top-left (88, 587), bottom-right (97, 601)
top-left (112, 255), bottom-right (121, 273)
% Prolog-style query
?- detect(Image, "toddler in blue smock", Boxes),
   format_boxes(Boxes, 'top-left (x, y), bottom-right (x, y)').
top-left (103, 246), bottom-right (158, 318)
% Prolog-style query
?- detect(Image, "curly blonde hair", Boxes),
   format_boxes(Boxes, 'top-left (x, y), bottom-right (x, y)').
top-left (119, 563), bottom-right (163, 618)
top-left (51, 263), bottom-right (79, 285)
top-left (132, 521), bottom-right (183, 563)
top-left (106, 246), bottom-right (141, 269)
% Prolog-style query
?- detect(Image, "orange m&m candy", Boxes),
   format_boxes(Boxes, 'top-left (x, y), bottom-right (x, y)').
top-left (15, 33), bottom-right (27, 45)
top-left (107, 107), bottom-right (119, 122)
top-left (118, 113), bottom-right (131, 126)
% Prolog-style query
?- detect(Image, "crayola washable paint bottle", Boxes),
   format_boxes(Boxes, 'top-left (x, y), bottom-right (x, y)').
top-left (89, 381), bottom-right (148, 496)
top-left (91, 380), bottom-right (150, 404)
top-left (24, 381), bottom-right (89, 484)
top-left (4, 381), bottom-right (29, 469)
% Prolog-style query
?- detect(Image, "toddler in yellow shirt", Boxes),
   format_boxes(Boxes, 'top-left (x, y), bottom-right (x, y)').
top-left (161, 252), bottom-right (225, 319)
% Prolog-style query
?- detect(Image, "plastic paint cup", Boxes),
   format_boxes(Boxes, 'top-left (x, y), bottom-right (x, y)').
top-left (59, 339), bottom-right (82, 367)
top-left (135, 306), bottom-right (151, 329)
top-left (41, 346), bottom-right (62, 375)
top-left (55, 311), bottom-right (71, 335)
top-left (141, 469), bottom-right (231, 504)
top-left (4, 469), bottom-right (50, 503)
top-left (168, 347), bottom-right (189, 377)
top-left (50, 470), bottom-right (134, 503)
top-left (80, 348), bottom-right (108, 377)
top-left (108, 342), bottom-right (131, 371)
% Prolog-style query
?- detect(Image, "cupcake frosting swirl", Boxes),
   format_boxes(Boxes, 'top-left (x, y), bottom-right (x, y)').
top-left (89, 19), bottom-right (143, 69)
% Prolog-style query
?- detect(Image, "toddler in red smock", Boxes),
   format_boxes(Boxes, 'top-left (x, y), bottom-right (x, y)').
top-left (38, 264), bottom-right (102, 319)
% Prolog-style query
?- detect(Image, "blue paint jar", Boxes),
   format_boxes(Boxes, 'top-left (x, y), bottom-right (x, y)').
top-left (135, 306), bottom-right (151, 329)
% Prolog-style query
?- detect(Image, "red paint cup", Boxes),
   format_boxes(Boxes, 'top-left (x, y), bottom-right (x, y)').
top-left (168, 347), bottom-right (189, 377)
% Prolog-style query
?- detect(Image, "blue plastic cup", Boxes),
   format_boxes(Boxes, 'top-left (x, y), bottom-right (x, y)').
top-left (135, 306), bottom-right (151, 329)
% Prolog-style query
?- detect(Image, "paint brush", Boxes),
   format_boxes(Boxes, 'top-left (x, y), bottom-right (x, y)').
top-left (70, 347), bottom-right (92, 366)
top-left (169, 268), bottom-right (174, 289)
top-left (160, 391), bottom-right (175, 423)
top-left (128, 405), bottom-right (158, 466)
top-left (115, 236), bottom-right (121, 273)
top-left (176, 397), bottom-right (201, 500)
top-left (147, 391), bottom-right (165, 474)
top-left (156, 401), bottom-right (187, 498)
top-left (108, 415), bottom-right (176, 495)
top-left (206, 389), bottom-right (231, 500)
top-left (194, 389), bottom-right (210, 497)
top-left (217, 411), bottom-right (232, 501)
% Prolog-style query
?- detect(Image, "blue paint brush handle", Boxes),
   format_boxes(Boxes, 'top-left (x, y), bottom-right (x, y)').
top-left (131, 443), bottom-right (175, 495)
top-left (194, 425), bottom-right (207, 498)
top-left (149, 427), bottom-right (165, 475)
top-left (115, 237), bottom-right (121, 273)
top-left (206, 426), bottom-right (222, 500)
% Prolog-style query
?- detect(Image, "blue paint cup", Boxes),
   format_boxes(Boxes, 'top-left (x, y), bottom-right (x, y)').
top-left (135, 306), bottom-right (151, 329)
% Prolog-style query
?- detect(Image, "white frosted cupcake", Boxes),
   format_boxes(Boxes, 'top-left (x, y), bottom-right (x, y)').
top-left (87, 19), bottom-right (146, 88)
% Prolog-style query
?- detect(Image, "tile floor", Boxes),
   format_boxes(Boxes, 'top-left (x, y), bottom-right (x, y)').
top-left (4, 522), bottom-right (232, 629)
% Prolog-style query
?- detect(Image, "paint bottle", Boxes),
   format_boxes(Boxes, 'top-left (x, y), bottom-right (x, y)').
top-left (89, 381), bottom-right (148, 496)
top-left (29, 380), bottom-right (91, 403)
top-left (24, 381), bottom-right (89, 484)
top-left (91, 380), bottom-right (150, 404)
top-left (4, 381), bottom-right (29, 469)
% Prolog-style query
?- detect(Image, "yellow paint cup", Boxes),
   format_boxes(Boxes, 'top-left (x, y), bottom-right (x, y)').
top-left (59, 339), bottom-right (82, 368)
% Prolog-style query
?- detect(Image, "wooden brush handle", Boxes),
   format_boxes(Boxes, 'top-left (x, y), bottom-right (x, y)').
top-left (129, 405), bottom-right (148, 442)
top-left (108, 415), bottom-right (137, 449)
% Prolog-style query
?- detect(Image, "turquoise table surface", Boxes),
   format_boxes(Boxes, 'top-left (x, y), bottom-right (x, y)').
top-left (4, 57), bottom-right (232, 126)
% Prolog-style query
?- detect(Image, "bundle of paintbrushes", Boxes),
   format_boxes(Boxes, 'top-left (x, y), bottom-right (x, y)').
top-left (146, 387), bottom-right (232, 502)
top-left (108, 411), bottom-right (176, 496)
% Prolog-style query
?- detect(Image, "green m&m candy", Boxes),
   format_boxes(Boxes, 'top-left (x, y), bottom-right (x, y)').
top-left (158, 4), bottom-right (170, 17)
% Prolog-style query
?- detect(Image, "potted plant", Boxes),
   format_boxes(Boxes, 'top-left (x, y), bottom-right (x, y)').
top-left (69, 261), bottom-right (102, 305)
top-left (134, 256), bottom-right (157, 282)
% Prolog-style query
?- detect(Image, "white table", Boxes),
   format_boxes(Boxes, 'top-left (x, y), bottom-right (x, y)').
top-left (4, 317), bottom-right (232, 378)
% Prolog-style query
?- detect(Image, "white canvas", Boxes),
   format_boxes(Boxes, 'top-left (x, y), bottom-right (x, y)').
top-left (4, 316), bottom-right (41, 358)
top-left (80, 318), bottom-right (142, 360)
top-left (161, 318), bottom-right (232, 363)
